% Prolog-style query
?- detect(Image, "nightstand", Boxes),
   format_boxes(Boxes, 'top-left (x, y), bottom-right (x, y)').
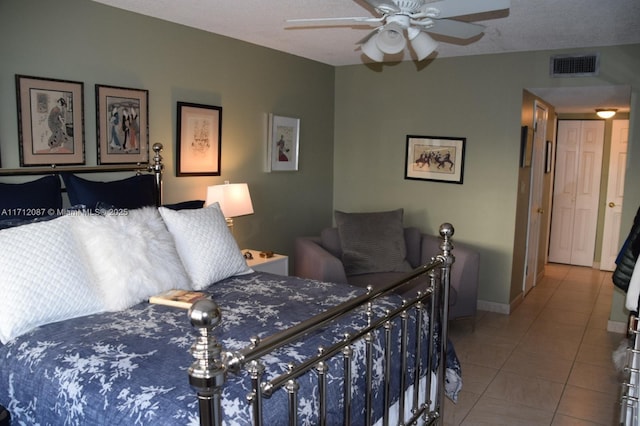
top-left (242, 249), bottom-right (289, 276)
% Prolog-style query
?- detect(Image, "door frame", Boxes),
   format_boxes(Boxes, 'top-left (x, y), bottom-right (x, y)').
top-left (600, 119), bottom-right (629, 271)
top-left (523, 101), bottom-right (548, 294)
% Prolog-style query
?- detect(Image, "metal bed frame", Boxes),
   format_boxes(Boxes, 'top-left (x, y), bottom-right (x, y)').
top-left (0, 142), bottom-right (165, 206)
top-left (188, 224), bottom-right (455, 426)
top-left (622, 315), bottom-right (640, 425)
top-left (1, 146), bottom-right (454, 424)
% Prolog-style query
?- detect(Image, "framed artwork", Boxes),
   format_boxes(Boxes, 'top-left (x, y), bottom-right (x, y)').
top-left (96, 84), bottom-right (149, 164)
top-left (176, 102), bottom-right (222, 176)
top-left (520, 125), bottom-right (533, 168)
top-left (267, 113), bottom-right (300, 172)
top-left (545, 140), bottom-right (553, 173)
top-left (404, 135), bottom-right (466, 184)
top-left (15, 75), bottom-right (85, 166)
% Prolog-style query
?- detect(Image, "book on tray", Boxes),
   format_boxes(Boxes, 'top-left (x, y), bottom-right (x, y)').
top-left (149, 289), bottom-right (207, 309)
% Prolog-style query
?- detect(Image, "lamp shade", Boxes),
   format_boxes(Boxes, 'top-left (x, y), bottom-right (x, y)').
top-left (362, 34), bottom-right (385, 62)
top-left (409, 31), bottom-right (438, 61)
top-left (205, 183), bottom-right (254, 218)
top-left (595, 108), bottom-right (617, 119)
top-left (376, 22), bottom-right (406, 54)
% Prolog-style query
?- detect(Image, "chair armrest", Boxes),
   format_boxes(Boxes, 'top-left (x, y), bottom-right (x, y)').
top-left (421, 234), bottom-right (480, 319)
top-left (294, 237), bottom-right (349, 284)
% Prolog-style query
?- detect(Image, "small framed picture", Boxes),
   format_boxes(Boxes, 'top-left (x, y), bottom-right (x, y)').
top-left (96, 84), bottom-right (149, 164)
top-left (176, 102), bottom-right (222, 176)
top-left (16, 75), bottom-right (85, 166)
top-left (267, 113), bottom-right (300, 172)
top-left (545, 140), bottom-right (553, 173)
top-left (520, 125), bottom-right (533, 168)
top-left (404, 135), bottom-right (466, 184)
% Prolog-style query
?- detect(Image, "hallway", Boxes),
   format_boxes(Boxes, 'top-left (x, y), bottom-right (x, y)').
top-left (445, 263), bottom-right (623, 425)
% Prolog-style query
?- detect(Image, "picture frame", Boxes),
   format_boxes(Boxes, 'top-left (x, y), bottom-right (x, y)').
top-left (96, 84), bottom-right (149, 164)
top-left (545, 140), bottom-right (553, 173)
top-left (15, 75), bottom-right (85, 166)
top-left (520, 125), bottom-right (533, 168)
top-left (404, 135), bottom-right (466, 184)
top-left (176, 102), bottom-right (222, 176)
top-left (267, 113), bottom-right (300, 172)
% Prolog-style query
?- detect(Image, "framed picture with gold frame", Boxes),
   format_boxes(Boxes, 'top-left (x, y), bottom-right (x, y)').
top-left (16, 74), bottom-right (85, 166)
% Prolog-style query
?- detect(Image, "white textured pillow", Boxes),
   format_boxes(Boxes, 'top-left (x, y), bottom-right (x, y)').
top-left (70, 206), bottom-right (190, 311)
top-left (0, 216), bottom-right (103, 344)
top-left (159, 204), bottom-right (252, 290)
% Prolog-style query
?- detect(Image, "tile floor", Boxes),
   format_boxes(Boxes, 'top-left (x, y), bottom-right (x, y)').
top-left (444, 263), bottom-right (626, 425)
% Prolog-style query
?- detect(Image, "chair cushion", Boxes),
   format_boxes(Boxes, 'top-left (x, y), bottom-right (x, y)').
top-left (320, 227), bottom-right (342, 258)
top-left (335, 209), bottom-right (412, 275)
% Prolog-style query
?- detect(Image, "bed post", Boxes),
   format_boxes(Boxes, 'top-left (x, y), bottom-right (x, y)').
top-left (436, 223), bottom-right (455, 419)
top-left (149, 142), bottom-right (164, 206)
top-left (188, 298), bottom-right (226, 426)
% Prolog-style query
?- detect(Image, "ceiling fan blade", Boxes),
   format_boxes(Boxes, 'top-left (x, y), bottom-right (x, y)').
top-left (424, 19), bottom-right (486, 39)
top-left (361, 0), bottom-right (400, 14)
top-left (286, 16), bottom-right (382, 24)
top-left (423, 0), bottom-right (510, 19)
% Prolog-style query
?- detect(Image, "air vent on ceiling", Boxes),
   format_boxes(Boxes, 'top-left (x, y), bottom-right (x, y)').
top-left (550, 53), bottom-right (600, 77)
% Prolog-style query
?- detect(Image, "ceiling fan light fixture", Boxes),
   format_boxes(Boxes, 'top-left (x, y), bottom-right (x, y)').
top-left (409, 31), bottom-right (438, 61)
top-left (595, 108), bottom-right (617, 119)
top-left (361, 34), bottom-right (385, 62)
top-left (375, 23), bottom-right (407, 54)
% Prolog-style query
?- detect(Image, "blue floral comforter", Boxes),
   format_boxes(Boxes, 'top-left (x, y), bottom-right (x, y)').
top-left (0, 272), bottom-right (461, 425)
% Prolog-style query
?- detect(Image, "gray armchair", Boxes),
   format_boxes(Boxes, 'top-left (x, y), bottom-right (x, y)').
top-left (294, 226), bottom-right (480, 322)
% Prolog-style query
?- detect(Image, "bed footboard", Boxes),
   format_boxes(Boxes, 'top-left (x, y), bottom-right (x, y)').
top-left (189, 223), bottom-right (456, 426)
top-left (621, 315), bottom-right (640, 425)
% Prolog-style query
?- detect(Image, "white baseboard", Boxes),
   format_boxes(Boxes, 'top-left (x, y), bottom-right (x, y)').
top-left (477, 299), bottom-right (510, 315)
top-left (608, 320), bottom-right (627, 334)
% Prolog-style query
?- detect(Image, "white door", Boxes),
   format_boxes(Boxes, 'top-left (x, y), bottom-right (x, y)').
top-left (601, 119), bottom-right (629, 271)
top-left (548, 120), bottom-right (604, 266)
top-left (523, 102), bottom-right (547, 294)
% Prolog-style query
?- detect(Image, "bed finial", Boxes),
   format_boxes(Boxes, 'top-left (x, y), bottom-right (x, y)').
top-left (437, 222), bottom-right (455, 418)
top-left (149, 143), bottom-right (164, 206)
top-left (438, 223), bottom-right (455, 258)
top-left (188, 298), bottom-right (225, 426)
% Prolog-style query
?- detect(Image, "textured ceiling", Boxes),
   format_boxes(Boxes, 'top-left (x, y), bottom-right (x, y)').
top-left (91, 0), bottom-right (640, 111)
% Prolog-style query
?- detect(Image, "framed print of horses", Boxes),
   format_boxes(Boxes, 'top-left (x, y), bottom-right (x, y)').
top-left (404, 135), bottom-right (466, 184)
top-left (16, 75), bottom-right (85, 166)
top-left (267, 113), bottom-right (299, 172)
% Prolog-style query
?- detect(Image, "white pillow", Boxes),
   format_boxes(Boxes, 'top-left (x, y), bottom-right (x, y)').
top-left (0, 216), bottom-right (104, 344)
top-left (70, 206), bottom-right (190, 311)
top-left (158, 204), bottom-right (252, 290)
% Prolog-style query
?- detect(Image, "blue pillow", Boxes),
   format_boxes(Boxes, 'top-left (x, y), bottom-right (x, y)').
top-left (162, 200), bottom-right (204, 210)
top-left (62, 173), bottom-right (156, 210)
top-left (0, 175), bottom-right (62, 220)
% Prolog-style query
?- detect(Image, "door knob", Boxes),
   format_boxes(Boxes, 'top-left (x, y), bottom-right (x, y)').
top-left (609, 202), bottom-right (616, 208)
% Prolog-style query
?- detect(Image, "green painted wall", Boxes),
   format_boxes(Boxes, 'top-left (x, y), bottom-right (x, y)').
top-left (334, 46), bottom-right (640, 307)
top-left (2, 0), bottom-right (639, 313)
top-left (0, 0), bottom-right (336, 259)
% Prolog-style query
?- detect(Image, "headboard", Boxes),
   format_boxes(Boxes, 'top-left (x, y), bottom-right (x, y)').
top-left (0, 143), bottom-right (164, 207)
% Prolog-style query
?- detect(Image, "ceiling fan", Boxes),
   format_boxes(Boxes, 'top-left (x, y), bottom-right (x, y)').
top-left (287, 0), bottom-right (510, 62)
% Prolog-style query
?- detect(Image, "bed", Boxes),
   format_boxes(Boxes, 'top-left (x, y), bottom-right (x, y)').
top-left (0, 145), bottom-right (462, 425)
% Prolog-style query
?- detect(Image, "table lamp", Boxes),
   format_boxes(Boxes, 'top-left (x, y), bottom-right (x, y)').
top-left (205, 182), bottom-right (254, 234)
